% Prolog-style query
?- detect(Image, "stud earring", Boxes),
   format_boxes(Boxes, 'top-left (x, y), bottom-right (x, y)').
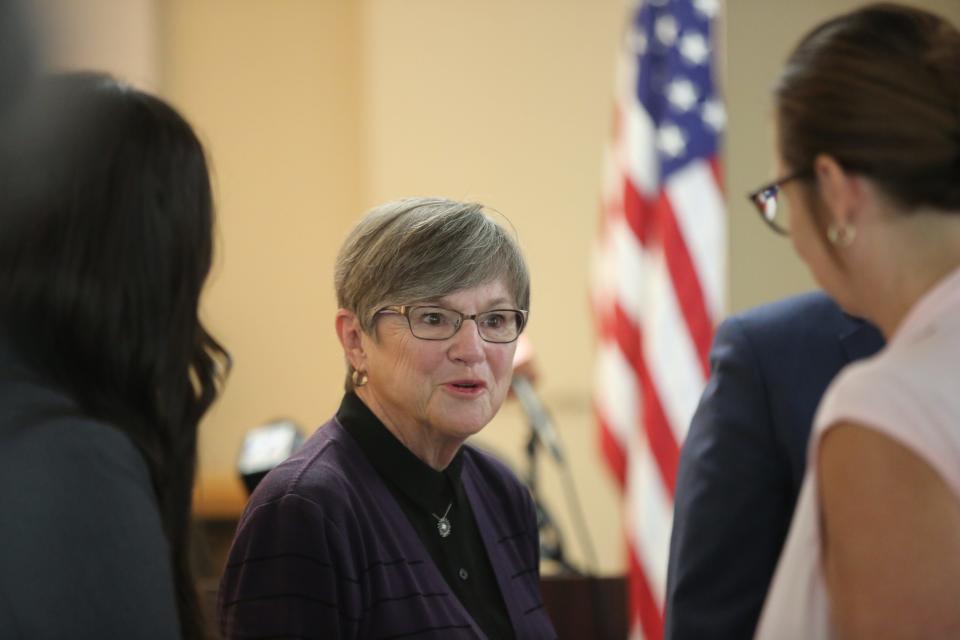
top-left (352, 369), bottom-right (368, 387)
top-left (827, 222), bottom-right (856, 247)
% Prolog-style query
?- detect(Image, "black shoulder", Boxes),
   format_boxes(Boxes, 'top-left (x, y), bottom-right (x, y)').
top-left (0, 412), bottom-right (154, 499)
top-left (0, 414), bottom-right (180, 638)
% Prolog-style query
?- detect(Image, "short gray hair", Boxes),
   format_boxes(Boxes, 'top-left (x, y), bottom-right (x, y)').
top-left (335, 197), bottom-right (530, 389)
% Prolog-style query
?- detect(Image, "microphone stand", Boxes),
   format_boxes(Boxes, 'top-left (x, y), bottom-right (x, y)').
top-left (521, 397), bottom-right (621, 639)
top-left (517, 380), bottom-right (580, 575)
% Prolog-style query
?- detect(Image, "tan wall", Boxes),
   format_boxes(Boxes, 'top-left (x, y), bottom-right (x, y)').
top-left (157, 0), bottom-right (364, 517)
top-left (42, 0), bottom-right (960, 578)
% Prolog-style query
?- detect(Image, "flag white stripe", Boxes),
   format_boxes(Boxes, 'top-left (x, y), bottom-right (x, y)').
top-left (595, 342), bottom-right (639, 450)
top-left (642, 247), bottom-right (709, 443)
top-left (625, 421), bottom-right (675, 607)
top-left (606, 226), bottom-right (706, 444)
top-left (665, 163), bottom-right (727, 320)
top-left (611, 218), bottom-right (648, 326)
top-left (623, 102), bottom-right (659, 197)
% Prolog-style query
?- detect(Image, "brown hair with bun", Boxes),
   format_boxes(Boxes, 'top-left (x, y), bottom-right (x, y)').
top-left (776, 3), bottom-right (960, 214)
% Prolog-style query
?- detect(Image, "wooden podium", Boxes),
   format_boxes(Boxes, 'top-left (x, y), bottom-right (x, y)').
top-left (540, 574), bottom-right (628, 639)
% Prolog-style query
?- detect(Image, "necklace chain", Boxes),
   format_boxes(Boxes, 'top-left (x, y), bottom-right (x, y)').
top-left (431, 502), bottom-right (453, 538)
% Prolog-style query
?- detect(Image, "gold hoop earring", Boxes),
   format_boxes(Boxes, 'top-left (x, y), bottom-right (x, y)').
top-left (351, 369), bottom-right (368, 388)
top-left (827, 222), bottom-right (856, 247)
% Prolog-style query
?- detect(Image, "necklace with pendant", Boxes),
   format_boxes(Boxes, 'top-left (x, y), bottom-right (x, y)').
top-left (431, 502), bottom-right (453, 538)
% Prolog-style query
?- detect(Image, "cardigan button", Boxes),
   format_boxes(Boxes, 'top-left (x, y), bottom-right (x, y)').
top-left (458, 568), bottom-right (469, 581)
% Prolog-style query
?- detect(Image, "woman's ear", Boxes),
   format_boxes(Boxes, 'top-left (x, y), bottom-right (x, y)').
top-left (335, 309), bottom-right (367, 372)
top-left (813, 153), bottom-right (867, 227)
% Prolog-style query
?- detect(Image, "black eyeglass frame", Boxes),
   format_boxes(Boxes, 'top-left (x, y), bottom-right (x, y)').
top-left (746, 169), bottom-right (812, 236)
top-left (376, 304), bottom-right (529, 344)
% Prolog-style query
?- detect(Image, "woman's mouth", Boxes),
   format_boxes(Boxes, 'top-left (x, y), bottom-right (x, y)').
top-left (443, 380), bottom-right (486, 396)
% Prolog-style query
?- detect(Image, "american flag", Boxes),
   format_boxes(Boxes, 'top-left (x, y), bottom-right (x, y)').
top-left (592, 0), bottom-right (725, 638)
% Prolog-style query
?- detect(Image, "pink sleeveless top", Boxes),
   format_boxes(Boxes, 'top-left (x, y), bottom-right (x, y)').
top-left (756, 266), bottom-right (960, 639)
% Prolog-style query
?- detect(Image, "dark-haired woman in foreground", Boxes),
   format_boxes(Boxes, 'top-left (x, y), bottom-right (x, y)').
top-left (0, 73), bottom-right (228, 639)
top-left (749, 4), bottom-right (960, 638)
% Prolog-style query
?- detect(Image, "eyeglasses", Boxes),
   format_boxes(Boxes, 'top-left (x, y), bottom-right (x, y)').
top-left (377, 305), bottom-right (528, 343)
top-left (746, 169), bottom-right (811, 235)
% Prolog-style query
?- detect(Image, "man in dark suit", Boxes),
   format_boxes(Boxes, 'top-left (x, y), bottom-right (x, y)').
top-left (663, 291), bottom-right (885, 639)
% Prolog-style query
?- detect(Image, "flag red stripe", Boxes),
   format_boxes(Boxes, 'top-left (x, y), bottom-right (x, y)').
top-left (595, 301), bottom-right (614, 343)
top-left (623, 176), bottom-right (652, 246)
top-left (614, 303), bottom-right (680, 496)
top-left (638, 355), bottom-right (680, 496)
top-left (709, 156), bottom-right (725, 194)
top-left (598, 299), bottom-right (681, 494)
top-left (597, 408), bottom-right (628, 490)
top-left (594, 303), bottom-right (630, 492)
top-left (655, 192), bottom-right (712, 377)
top-left (628, 543), bottom-right (664, 640)
top-left (612, 304), bottom-right (640, 368)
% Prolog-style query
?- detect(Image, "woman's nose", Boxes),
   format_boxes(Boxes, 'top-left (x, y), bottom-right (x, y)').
top-left (448, 319), bottom-right (486, 363)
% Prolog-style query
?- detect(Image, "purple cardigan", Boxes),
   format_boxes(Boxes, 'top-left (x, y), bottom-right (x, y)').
top-left (219, 416), bottom-right (557, 639)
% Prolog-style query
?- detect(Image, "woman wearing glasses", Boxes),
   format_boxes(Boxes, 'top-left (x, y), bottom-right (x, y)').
top-left (748, 4), bottom-right (960, 639)
top-left (219, 198), bottom-right (556, 639)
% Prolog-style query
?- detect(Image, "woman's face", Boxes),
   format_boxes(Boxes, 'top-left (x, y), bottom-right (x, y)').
top-left (358, 278), bottom-right (519, 449)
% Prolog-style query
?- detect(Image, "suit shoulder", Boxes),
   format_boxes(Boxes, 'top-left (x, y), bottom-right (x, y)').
top-left (724, 291), bottom-right (854, 345)
top-left (733, 291), bottom-right (839, 328)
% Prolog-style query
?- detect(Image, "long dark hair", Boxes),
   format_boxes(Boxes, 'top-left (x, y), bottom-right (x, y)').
top-left (776, 3), bottom-right (960, 215)
top-left (0, 72), bottom-right (229, 639)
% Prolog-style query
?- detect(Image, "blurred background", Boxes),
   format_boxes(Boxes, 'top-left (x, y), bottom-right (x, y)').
top-left (28, 0), bottom-right (960, 594)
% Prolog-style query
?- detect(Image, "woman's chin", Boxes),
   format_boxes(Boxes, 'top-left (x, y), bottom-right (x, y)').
top-left (430, 404), bottom-right (497, 439)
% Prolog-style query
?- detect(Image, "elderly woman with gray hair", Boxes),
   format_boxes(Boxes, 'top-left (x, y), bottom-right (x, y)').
top-left (219, 198), bottom-right (557, 639)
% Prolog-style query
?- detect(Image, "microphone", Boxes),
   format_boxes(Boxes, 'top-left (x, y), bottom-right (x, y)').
top-left (510, 356), bottom-right (565, 464)
top-left (236, 419), bottom-right (304, 495)
top-left (511, 375), bottom-right (564, 464)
